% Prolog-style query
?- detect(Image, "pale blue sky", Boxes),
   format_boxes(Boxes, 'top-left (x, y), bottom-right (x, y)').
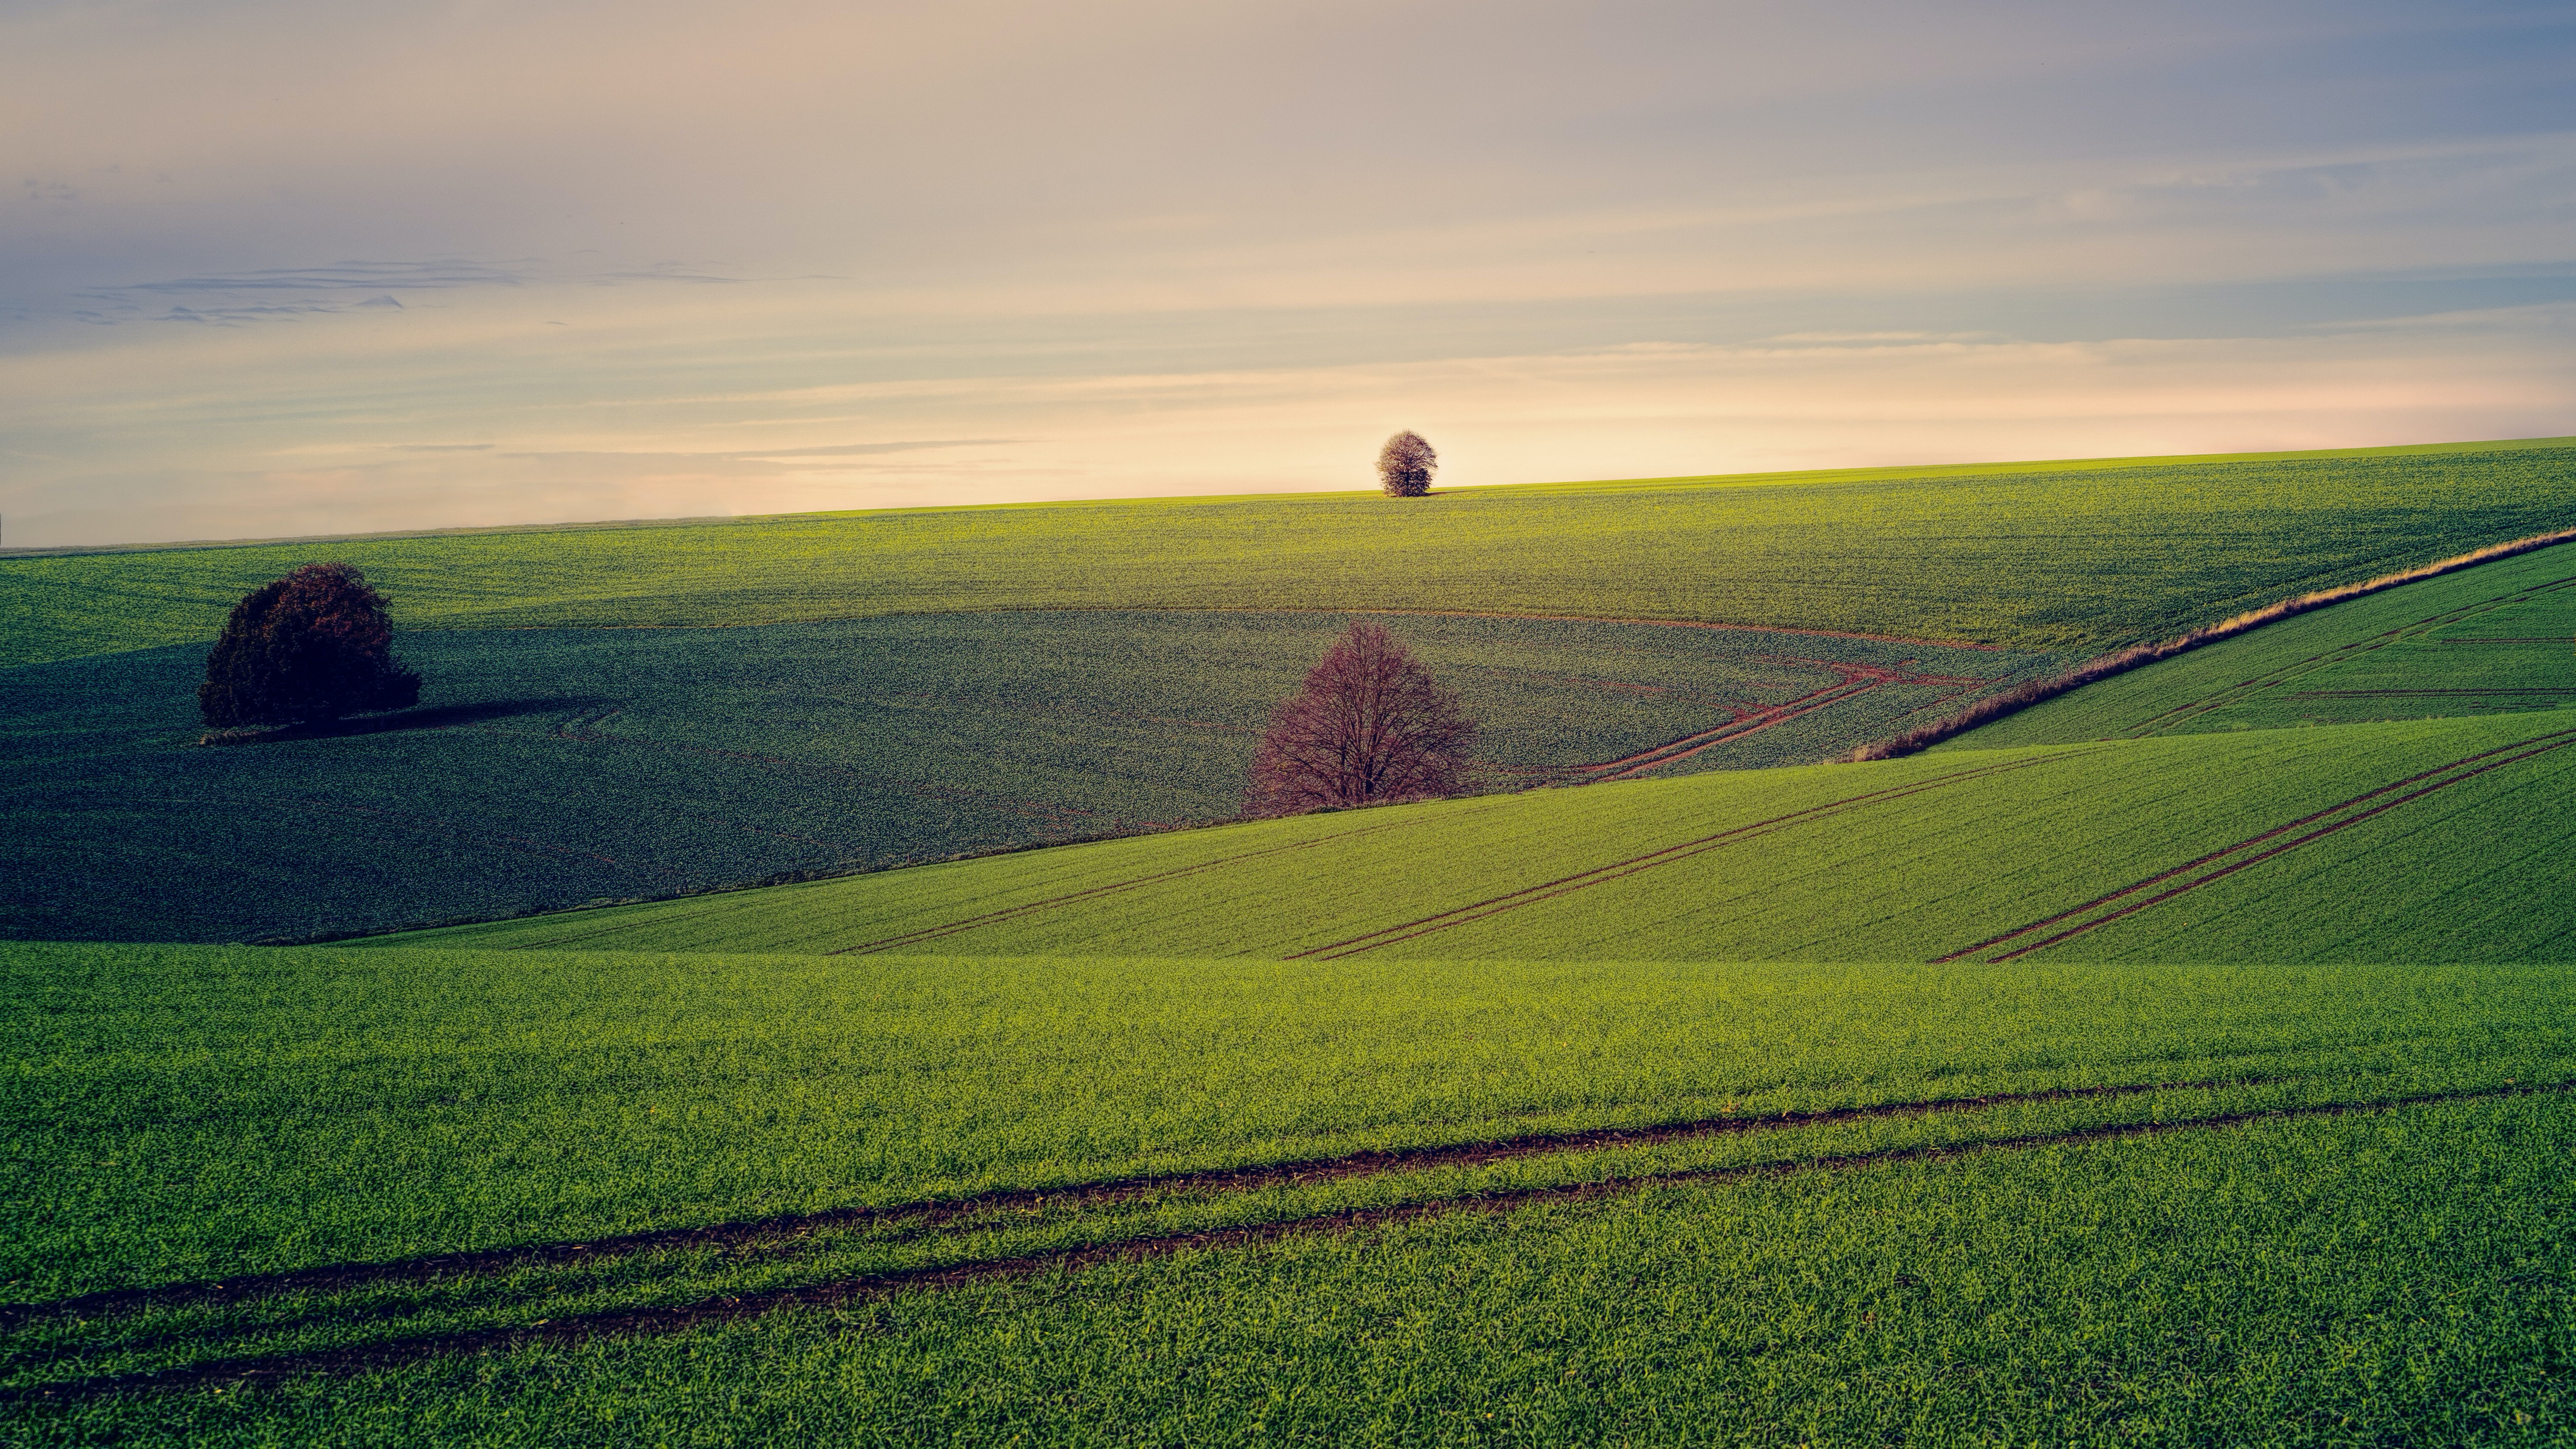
top-left (4, 0), bottom-right (2571, 545)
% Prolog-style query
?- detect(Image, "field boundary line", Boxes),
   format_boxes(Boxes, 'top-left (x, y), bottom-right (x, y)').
top-left (0, 1074), bottom-right (2223, 1328)
top-left (15, 1080), bottom-right (2566, 1402)
top-left (1289, 749), bottom-right (2106, 961)
top-left (2111, 574), bottom-right (2576, 738)
top-left (1939, 725), bottom-right (2576, 963)
top-left (1846, 528), bottom-right (2576, 761)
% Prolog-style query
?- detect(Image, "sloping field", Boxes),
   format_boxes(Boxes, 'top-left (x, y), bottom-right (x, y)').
top-left (0, 612), bottom-right (2053, 944)
top-left (6, 439), bottom-right (2571, 668)
top-left (5, 941), bottom-right (2571, 1442)
top-left (1953, 540), bottom-right (2576, 747)
top-left (378, 710), bottom-right (2576, 963)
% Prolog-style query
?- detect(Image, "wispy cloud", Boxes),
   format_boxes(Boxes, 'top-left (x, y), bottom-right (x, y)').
top-left (2, 0), bottom-right (2571, 543)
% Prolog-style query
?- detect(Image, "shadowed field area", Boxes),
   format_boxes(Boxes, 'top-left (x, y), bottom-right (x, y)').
top-left (0, 612), bottom-right (2052, 945)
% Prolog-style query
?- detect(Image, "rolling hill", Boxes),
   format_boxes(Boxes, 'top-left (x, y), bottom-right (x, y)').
top-left (6, 441), bottom-right (2574, 1444)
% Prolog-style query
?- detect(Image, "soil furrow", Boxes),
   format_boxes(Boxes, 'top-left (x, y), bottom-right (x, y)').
top-left (13, 1081), bottom-right (2564, 1403)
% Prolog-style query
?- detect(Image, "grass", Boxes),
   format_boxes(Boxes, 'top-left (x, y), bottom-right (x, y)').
top-left (27, 1098), bottom-right (2569, 1446)
top-left (371, 710), bottom-right (2576, 964)
top-left (3, 943), bottom-right (2570, 1442)
top-left (6, 439), bottom-right (2573, 669)
top-left (1947, 539), bottom-right (2576, 748)
top-left (0, 612), bottom-right (2055, 945)
top-left (12, 443), bottom-right (2576, 1443)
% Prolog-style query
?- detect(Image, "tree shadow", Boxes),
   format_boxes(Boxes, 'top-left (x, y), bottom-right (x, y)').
top-left (195, 698), bottom-right (609, 747)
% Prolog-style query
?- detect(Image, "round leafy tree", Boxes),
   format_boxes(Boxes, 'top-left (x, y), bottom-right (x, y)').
top-left (1246, 621), bottom-right (1477, 816)
top-left (198, 562), bottom-right (423, 728)
top-left (1377, 430), bottom-right (1437, 497)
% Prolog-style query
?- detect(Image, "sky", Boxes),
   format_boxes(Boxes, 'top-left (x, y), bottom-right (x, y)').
top-left (3, 0), bottom-right (2572, 547)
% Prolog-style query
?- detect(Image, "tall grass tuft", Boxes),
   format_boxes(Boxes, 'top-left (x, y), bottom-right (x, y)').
top-left (1846, 527), bottom-right (2576, 761)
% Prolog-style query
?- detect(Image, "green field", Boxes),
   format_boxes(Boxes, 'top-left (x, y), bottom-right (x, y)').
top-left (376, 709), bottom-right (2576, 964)
top-left (6, 438), bottom-right (2572, 669)
top-left (5, 943), bottom-right (2571, 1443)
top-left (1, 612), bottom-right (2055, 944)
top-left (8, 443), bottom-right (2576, 1443)
top-left (1950, 540), bottom-right (2576, 747)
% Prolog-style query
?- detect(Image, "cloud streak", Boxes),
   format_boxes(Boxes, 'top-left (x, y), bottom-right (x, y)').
top-left (1, 0), bottom-right (2571, 544)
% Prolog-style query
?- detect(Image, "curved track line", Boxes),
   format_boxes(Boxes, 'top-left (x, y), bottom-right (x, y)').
top-left (1940, 725), bottom-right (2576, 964)
top-left (1287, 750), bottom-right (2107, 961)
top-left (16, 1081), bottom-right (2563, 1402)
top-left (0, 1077), bottom-right (2216, 1330)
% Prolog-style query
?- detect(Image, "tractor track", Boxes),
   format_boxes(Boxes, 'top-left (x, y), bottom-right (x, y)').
top-left (1936, 723), bottom-right (2576, 964)
top-left (11, 1080), bottom-right (2565, 1403)
top-left (1285, 748), bottom-right (2107, 961)
top-left (824, 799), bottom-right (1518, 955)
top-left (2115, 572), bottom-right (2576, 738)
top-left (0, 1075), bottom-right (2212, 1330)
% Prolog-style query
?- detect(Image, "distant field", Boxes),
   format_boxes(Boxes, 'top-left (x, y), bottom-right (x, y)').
top-left (380, 710), bottom-right (2576, 964)
top-left (5, 439), bottom-right (2572, 668)
top-left (6, 941), bottom-right (2570, 1442)
top-left (1950, 540), bottom-right (2576, 748)
top-left (0, 612), bottom-right (2054, 944)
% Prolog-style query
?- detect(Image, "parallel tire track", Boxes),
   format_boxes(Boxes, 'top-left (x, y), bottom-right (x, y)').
top-left (825, 800), bottom-right (1515, 956)
top-left (1287, 749), bottom-right (2107, 961)
top-left (1936, 724), bottom-right (2576, 964)
top-left (13, 1081), bottom-right (2565, 1403)
top-left (2116, 573), bottom-right (2576, 738)
top-left (0, 1076), bottom-right (2203, 1329)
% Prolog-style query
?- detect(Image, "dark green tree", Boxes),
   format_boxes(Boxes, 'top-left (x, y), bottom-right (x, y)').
top-left (199, 562), bottom-right (422, 728)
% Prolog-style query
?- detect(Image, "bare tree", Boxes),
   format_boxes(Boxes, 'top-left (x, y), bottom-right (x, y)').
top-left (1377, 431), bottom-right (1437, 496)
top-left (1246, 622), bottom-right (1477, 816)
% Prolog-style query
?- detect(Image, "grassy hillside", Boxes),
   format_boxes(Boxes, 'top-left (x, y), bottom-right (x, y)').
top-left (379, 709), bottom-right (2576, 964)
top-left (0, 612), bottom-right (2055, 944)
top-left (1949, 539), bottom-right (2576, 748)
top-left (5, 942), bottom-right (2569, 1440)
top-left (6, 439), bottom-right (2572, 669)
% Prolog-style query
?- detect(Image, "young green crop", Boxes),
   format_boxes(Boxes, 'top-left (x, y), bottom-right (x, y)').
top-left (380, 712), bottom-right (2576, 965)
top-left (6, 439), bottom-right (2571, 669)
top-left (10, 943), bottom-right (2573, 1305)
top-left (7, 943), bottom-right (2570, 1443)
top-left (0, 612), bottom-right (2052, 945)
top-left (166, 1095), bottom-right (2537, 1447)
top-left (1952, 540), bottom-right (2576, 748)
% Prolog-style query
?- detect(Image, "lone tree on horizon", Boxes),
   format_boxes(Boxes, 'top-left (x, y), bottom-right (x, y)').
top-left (1377, 430), bottom-right (1437, 496)
top-left (1246, 621), bottom-right (1477, 816)
top-left (199, 562), bottom-right (422, 729)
